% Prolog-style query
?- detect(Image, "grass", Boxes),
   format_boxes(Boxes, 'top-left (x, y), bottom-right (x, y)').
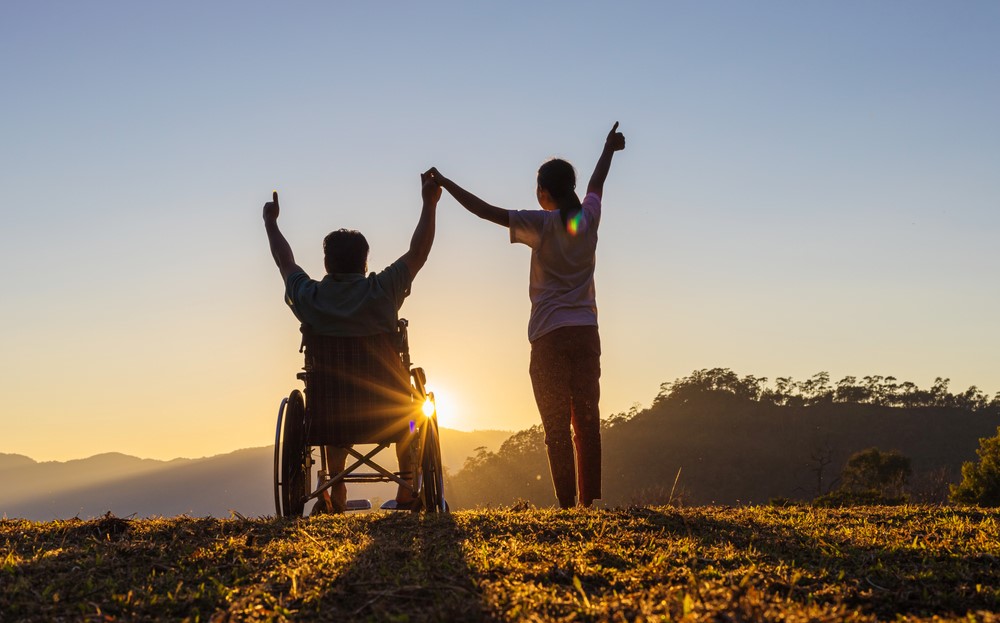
top-left (2, 505), bottom-right (1000, 622)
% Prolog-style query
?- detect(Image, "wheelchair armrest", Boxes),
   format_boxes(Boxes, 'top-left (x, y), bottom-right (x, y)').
top-left (410, 367), bottom-right (428, 398)
top-left (411, 367), bottom-right (426, 387)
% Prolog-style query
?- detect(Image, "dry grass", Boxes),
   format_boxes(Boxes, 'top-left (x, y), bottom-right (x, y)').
top-left (2, 506), bottom-right (999, 621)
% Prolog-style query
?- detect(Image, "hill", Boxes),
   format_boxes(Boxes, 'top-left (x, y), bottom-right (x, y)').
top-left (2, 506), bottom-right (998, 621)
top-left (0, 428), bottom-right (511, 521)
top-left (605, 398), bottom-right (999, 505)
top-left (448, 370), bottom-right (1000, 508)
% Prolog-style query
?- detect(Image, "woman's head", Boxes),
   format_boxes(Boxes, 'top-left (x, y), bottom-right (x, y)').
top-left (537, 158), bottom-right (582, 226)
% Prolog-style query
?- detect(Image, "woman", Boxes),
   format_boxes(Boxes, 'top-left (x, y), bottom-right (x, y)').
top-left (429, 122), bottom-right (625, 507)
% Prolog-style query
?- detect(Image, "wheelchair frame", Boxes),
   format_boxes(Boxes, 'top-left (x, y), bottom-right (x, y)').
top-left (273, 319), bottom-right (446, 517)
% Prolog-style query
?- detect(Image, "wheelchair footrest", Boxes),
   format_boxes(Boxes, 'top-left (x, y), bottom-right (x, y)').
top-left (346, 499), bottom-right (372, 512)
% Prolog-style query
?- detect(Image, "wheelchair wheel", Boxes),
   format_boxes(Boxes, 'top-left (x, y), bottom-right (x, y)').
top-left (273, 397), bottom-right (288, 515)
top-left (420, 402), bottom-right (446, 513)
top-left (278, 389), bottom-right (309, 518)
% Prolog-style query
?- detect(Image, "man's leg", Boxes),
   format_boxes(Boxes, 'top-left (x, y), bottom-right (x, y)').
top-left (394, 434), bottom-right (418, 504)
top-left (324, 445), bottom-right (349, 512)
top-left (530, 329), bottom-right (576, 508)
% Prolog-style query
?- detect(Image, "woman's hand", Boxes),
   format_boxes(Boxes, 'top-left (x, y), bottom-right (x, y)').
top-left (588, 122), bottom-right (625, 196)
top-left (605, 122), bottom-right (625, 152)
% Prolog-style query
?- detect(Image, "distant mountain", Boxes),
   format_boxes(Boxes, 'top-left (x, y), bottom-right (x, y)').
top-left (0, 453), bottom-right (35, 471)
top-left (0, 428), bottom-right (511, 521)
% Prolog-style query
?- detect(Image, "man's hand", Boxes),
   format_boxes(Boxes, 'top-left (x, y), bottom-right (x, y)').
top-left (263, 189), bottom-right (301, 280)
top-left (606, 122), bottom-right (625, 152)
top-left (426, 167), bottom-right (451, 189)
top-left (421, 170), bottom-right (442, 205)
top-left (263, 191), bottom-right (280, 222)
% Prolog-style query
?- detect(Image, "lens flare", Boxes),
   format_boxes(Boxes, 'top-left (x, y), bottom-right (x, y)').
top-left (566, 210), bottom-right (583, 236)
top-left (422, 397), bottom-right (436, 418)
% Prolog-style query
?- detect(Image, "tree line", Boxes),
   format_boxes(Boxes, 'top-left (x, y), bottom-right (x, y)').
top-left (649, 368), bottom-right (1000, 413)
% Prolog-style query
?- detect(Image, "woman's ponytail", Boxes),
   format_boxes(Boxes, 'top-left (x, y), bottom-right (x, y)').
top-left (537, 159), bottom-right (581, 227)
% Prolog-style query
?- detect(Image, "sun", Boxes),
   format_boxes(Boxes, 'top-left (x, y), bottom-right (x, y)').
top-left (424, 383), bottom-right (461, 430)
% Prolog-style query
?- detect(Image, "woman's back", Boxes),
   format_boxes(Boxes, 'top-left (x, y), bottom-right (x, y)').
top-left (510, 192), bottom-right (602, 342)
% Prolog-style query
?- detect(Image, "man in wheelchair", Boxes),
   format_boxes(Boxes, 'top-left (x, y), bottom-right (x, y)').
top-left (263, 172), bottom-right (441, 514)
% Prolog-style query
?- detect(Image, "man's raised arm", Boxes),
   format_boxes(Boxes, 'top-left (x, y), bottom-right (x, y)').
top-left (263, 191), bottom-right (303, 282)
top-left (399, 171), bottom-right (441, 278)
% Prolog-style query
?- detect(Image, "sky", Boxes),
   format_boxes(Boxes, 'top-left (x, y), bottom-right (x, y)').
top-left (2, 2), bottom-right (998, 462)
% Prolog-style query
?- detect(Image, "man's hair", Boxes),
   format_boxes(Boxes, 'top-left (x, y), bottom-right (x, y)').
top-left (323, 229), bottom-right (369, 274)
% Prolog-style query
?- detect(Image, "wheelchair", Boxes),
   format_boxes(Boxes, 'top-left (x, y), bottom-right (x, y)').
top-left (273, 318), bottom-right (446, 517)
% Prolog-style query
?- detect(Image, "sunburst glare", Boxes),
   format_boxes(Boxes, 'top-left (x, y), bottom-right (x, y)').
top-left (424, 384), bottom-right (459, 429)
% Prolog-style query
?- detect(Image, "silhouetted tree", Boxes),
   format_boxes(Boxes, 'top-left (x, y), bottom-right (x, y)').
top-left (656, 368), bottom-right (766, 405)
top-left (931, 378), bottom-right (954, 408)
top-left (461, 446), bottom-right (492, 471)
top-left (862, 376), bottom-right (887, 405)
top-left (809, 439), bottom-right (837, 496)
top-left (839, 447), bottom-right (911, 499)
top-left (799, 372), bottom-right (833, 405)
top-left (955, 386), bottom-right (989, 412)
top-left (448, 426), bottom-right (550, 507)
top-left (603, 403), bottom-right (641, 430)
top-left (814, 447), bottom-right (911, 506)
top-left (497, 425), bottom-right (545, 459)
top-left (834, 376), bottom-right (869, 404)
top-left (652, 369), bottom-right (999, 414)
top-left (893, 381), bottom-right (929, 408)
top-left (951, 426), bottom-right (1000, 507)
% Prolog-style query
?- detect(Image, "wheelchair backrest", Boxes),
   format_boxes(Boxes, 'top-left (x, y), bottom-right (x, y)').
top-left (299, 324), bottom-right (416, 446)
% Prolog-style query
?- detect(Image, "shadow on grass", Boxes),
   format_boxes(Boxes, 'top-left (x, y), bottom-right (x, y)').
top-left (2, 512), bottom-right (484, 622)
top-left (301, 511), bottom-right (486, 622)
top-left (0, 515), bottom-right (302, 621)
top-left (635, 506), bottom-right (1000, 619)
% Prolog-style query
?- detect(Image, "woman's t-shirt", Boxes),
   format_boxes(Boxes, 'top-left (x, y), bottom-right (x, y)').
top-left (509, 192), bottom-right (601, 342)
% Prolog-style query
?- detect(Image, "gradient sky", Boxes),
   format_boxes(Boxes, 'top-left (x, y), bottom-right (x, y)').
top-left (3, 2), bottom-right (998, 462)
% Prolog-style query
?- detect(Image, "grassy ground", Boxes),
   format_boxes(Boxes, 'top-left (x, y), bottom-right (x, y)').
top-left (2, 505), bottom-right (999, 622)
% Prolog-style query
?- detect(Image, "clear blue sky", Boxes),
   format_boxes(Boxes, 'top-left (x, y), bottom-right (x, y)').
top-left (2, 2), bottom-right (998, 461)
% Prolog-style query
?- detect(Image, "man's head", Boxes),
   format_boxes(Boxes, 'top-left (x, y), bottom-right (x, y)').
top-left (323, 229), bottom-right (369, 274)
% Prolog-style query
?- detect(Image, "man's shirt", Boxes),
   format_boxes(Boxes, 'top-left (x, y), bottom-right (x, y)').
top-left (284, 259), bottom-right (412, 336)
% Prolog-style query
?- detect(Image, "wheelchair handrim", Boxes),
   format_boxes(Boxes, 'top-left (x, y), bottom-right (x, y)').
top-left (273, 397), bottom-right (289, 516)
